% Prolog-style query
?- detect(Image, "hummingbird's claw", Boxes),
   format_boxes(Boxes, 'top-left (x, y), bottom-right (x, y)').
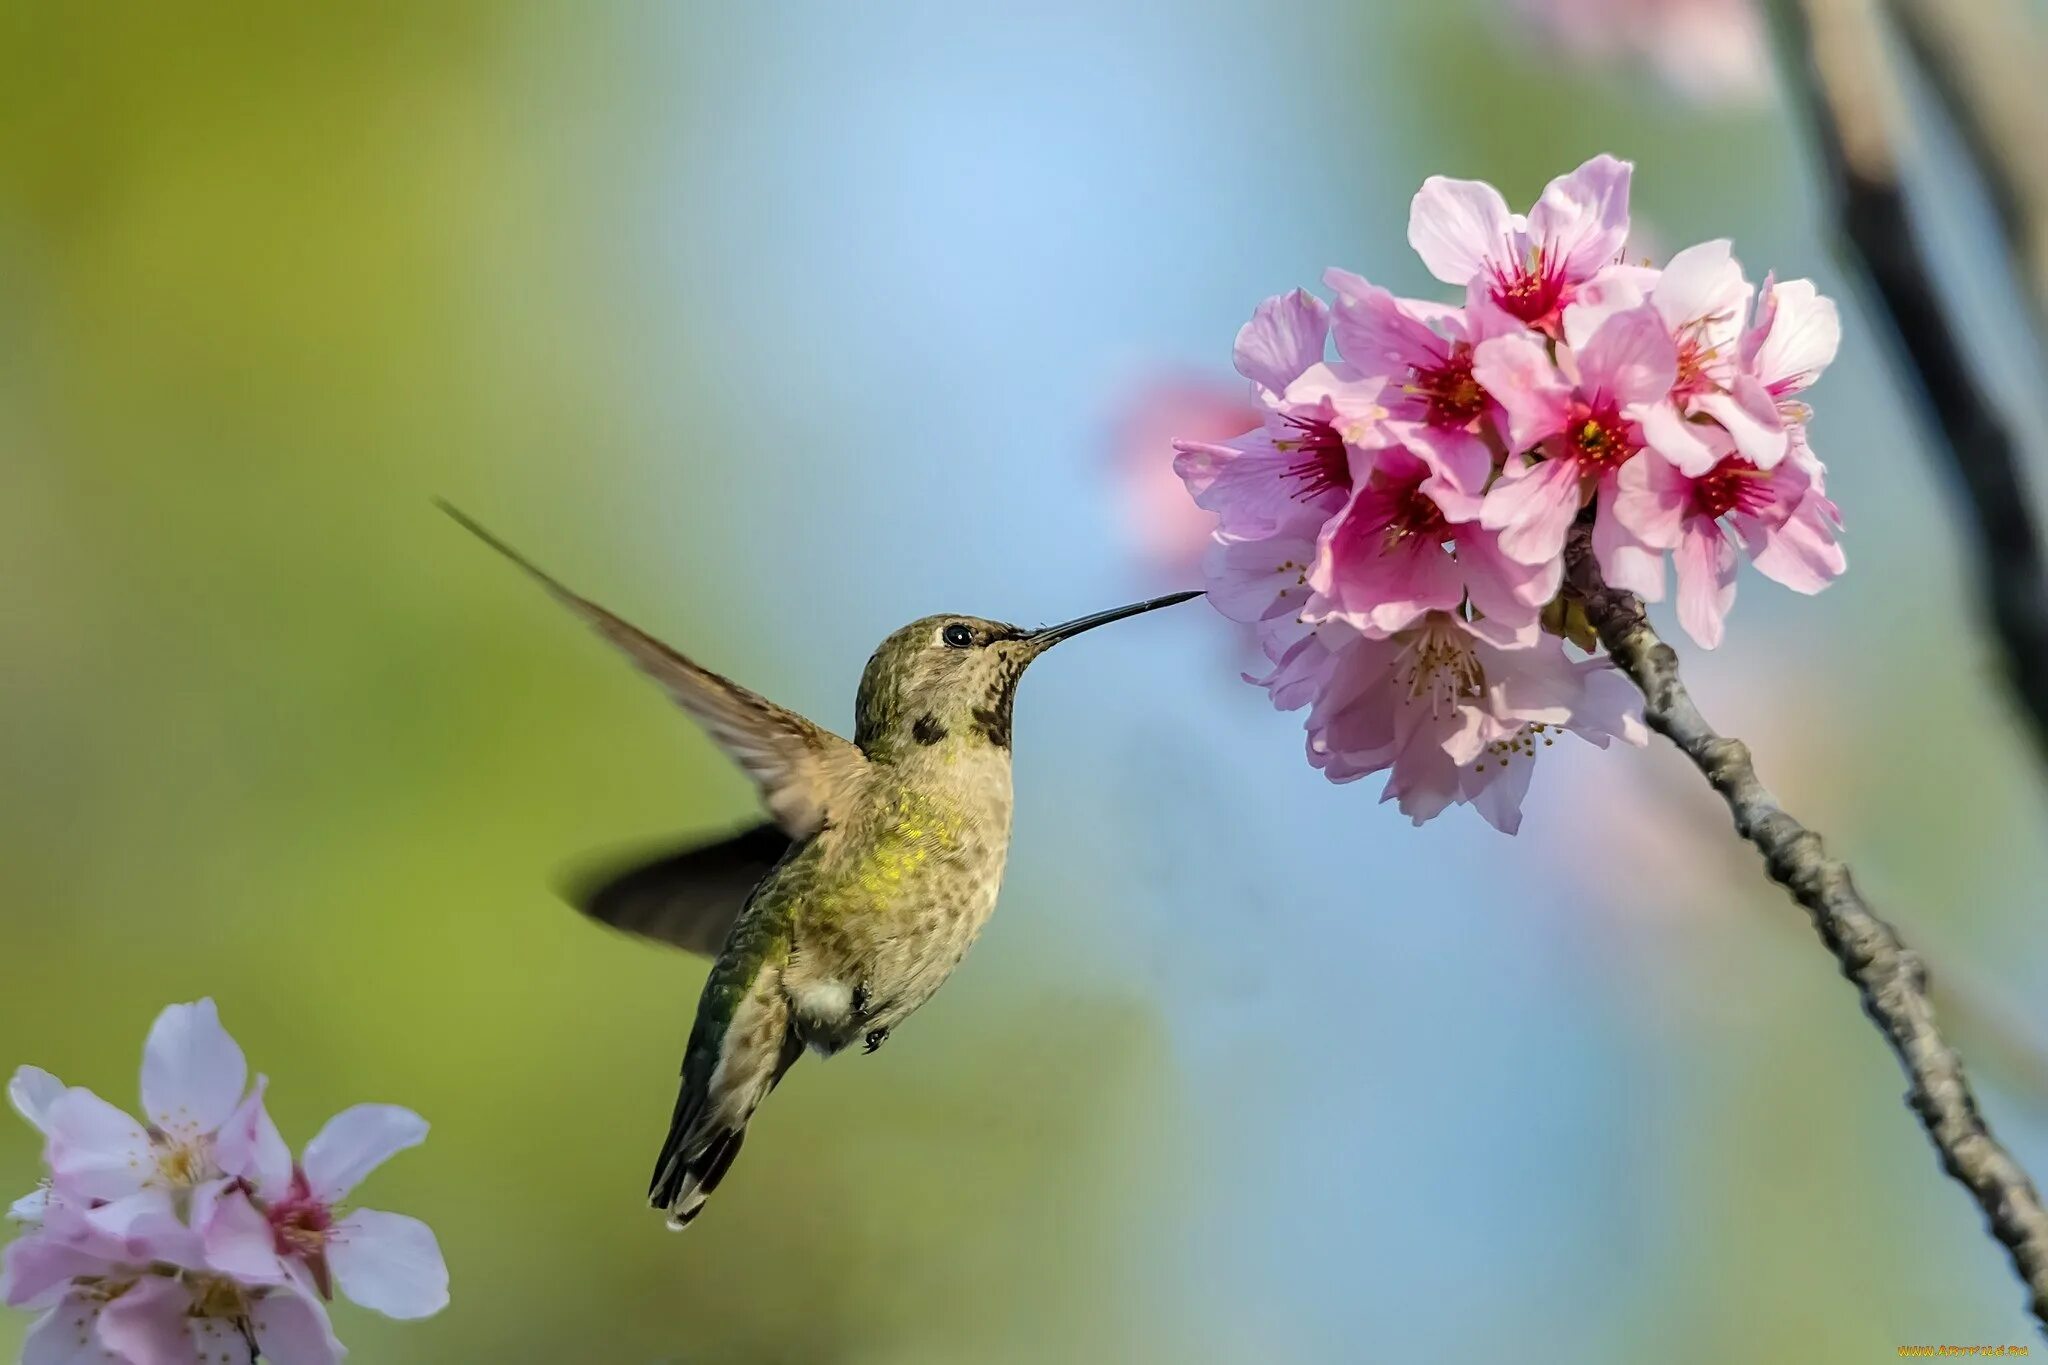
top-left (864, 1028), bottom-right (890, 1054)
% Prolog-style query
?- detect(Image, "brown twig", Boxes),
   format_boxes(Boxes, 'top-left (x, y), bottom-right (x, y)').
top-left (1765, 0), bottom-right (2048, 771)
top-left (1563, 526), bottom-right (2048, 1331)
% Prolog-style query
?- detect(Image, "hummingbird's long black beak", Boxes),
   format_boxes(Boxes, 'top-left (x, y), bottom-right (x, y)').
top-left (1024, 589), bottom-right (1204, 652)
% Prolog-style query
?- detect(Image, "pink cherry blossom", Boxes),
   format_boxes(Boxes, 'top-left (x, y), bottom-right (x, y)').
top-left (202, 1098), bottom-right (447, 1322)
top-left (1409, 154), bottom-right (1633, 334)
top-left (1609, 438), bottom-right (1847, 646)
top-left (1508, 0), bottom-right (1770, 106)
top-left (1475, 300), bottom-right (1678, 569)
top-left (1302, 442), bottom-right (1556, 644)
top-left (1324, 272), bottom-right (1516, 490)
top-left (1169, 155), bottom-right (1843, 830)
top-left (1289, 612), bottom-right (1646, 832)
top-left (6, 1002), bottom-right (446, 1362)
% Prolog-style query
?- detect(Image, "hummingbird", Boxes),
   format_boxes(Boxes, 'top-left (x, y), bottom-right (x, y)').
top-left (439, 503), bottom-right (1199, 1228)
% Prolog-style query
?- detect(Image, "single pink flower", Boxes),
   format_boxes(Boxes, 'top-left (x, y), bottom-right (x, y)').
top-left (1408, 154), bottom-right (1633, 334)
top-left (1303, 442), bottom-right (1555, 644)
top-left (1323, 273), bottom-right (1515, 492)
top-left (39, 1000), bottom-right (248, 1211)
top-left (1475, 300), bottom-right (1678, 570)
top-left (1569, 243), bottom-right (1788, 473)
top-left (1173, 290), bottom-right (1366, 542)
top-left (1742, 273), bottom-right (1841, 421)
top-left (1294, 611), bottom-right (1645, 831)
top-left (1508, 0), bottom-right (1770, 106)
top-left (202, 1098), bottom-right (447, 1321)
top-left (1608, 438), bottom-right (1846, 647)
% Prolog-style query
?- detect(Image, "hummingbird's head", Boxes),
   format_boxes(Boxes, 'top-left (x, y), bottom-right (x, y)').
top-left (853, 591), bottom-right (1201, 757)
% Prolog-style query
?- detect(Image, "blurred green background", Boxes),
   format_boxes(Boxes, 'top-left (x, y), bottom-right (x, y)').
top-left (4, 2), bottom-right (2048, 1360)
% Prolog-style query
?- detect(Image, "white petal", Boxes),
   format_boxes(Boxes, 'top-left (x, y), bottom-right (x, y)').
top-left (329, 1209), bottom-right (449, 1320)
top-left (195, 1182), bottom-right (286, 1285)
top-left (44, 1088), bottom-right (154, 1204)
top-left (140, 1000), bottom-right (246, 1139)
top-left (92, 1274), bottom-right (198, 1365)
top-left (251, 1289), bottom-right (348, 1365)
top-left (23, 1293), bottom-right (123, 1365)
top-left (214, 1077), bottom-right (292, 1195)
top-left (9, 1068), bottom-right (67, 1135)
top-left (302, 1105), bottom-right (428, 1202)
top-left (1409, 175), bottom-right (1516, 286)
top-left (10, 1186), bottom-right (51, 1222)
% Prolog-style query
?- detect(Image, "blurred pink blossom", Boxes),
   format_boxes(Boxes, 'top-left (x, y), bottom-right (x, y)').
top-left (1506, 0), bottom-right (1771, 105)
top-left (1108, 373), bottom-right (1262, 575)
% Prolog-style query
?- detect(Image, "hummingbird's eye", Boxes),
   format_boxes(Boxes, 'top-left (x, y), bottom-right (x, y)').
top-left (941, 623), bottom-right (975, 649)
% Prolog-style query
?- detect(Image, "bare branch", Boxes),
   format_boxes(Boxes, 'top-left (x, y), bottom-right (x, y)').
top-left (1563, 526), bottom-right (2048, 1331)
top-left (1766, 0), bottom-right (2048, 770)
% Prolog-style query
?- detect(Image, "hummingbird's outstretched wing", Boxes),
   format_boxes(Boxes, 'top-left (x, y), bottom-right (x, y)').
top-left (438, 502), bottom-right (867, 838)
top-left (563, 822), bottom-right (789, 957)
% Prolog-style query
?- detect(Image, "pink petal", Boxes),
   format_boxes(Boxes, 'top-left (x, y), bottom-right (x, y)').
top-left (1404, 426), bottom-right (1494, 508)
top-left (1233, 289), bottom-right (1329, 397)
top-left (11, 1187), bottom-right (51, 1222)
top-left (1649, 239), bottom-right (1749, 336)
top-left (45, 1089), bottom-right (154, 1204)
top-left (1562, 266), bottom-right (1655, 348)
top-left (93, 1275), bottom-right (197, 1365)
top-left (10, 1068), bottom-right (66, 1136)
top-left (196, 1184), bottom-right (286, 1285)
top-left (1674, 516), bottom-right (1740, 648)
top-left (1480, 456), bottom-right (1584, 565)
top-left (3, 1234), bottom-right (117, 1310)
top-left (1748, 277), bottom-right (1840, 393)
top-left (303, 1105), bottom-right (428, 1204)
top-left (1606, 451), bottom-right (1691, 548)
top-left (1637, 401), bottom-right (1721, 477)
top-left (1471, 334), bottom-right (1573, 450)
top-left (1526, 154), bottom-right (1633, 280)
top-left (80, 1191), bottom-right (199, 1269)
top-left (1326, 278), bottom-right (1446, 379)
top-left (1456, 525), bottom-right (1555, 638)
top-left (1409, 174), bottom-right (1517, 286)
top-left (1747, 487), bottom-right (1847, 593)
top-left (214, 1078), bottom-right (292, 1196)
top-left (250, 1289), bottom-right (347, 1365)
top-left (1198, 531), bottom-right (1321, 629)
top-left (1575, 303), bottom-right (1677, 408)
top-left (140, 1000), bottom-right (246, 1140)
top-left (1592, 484), bottom-right (1668, 601)
top-left (1464, 750), bottom-right (1537, 835)
top-left (328, 1209), bottom-right (448, 1320)
top-left (23, 1292), bottom-right (124, 1365)
top-left (1696, 376), bottom-right (1788, 468)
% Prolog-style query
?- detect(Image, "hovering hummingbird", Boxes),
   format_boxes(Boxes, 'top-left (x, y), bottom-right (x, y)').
top-left (439, 503), bottom-right (1199, 1228)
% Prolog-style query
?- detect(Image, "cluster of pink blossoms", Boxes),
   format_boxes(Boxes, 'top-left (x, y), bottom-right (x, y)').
top-left (1175, 155), bottom-right (1845, 832)
top-left (3, 1001), bottom-right (446, 1363)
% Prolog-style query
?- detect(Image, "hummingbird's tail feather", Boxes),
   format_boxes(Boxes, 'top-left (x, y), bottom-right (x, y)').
top-left (650, 1022), bottom-right (804, 1231)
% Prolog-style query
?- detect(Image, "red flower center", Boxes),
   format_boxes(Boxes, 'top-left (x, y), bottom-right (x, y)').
top-left (1277, 414), bottom-right (1351, 501)
top-left (1490, 250), bottom-right (1565, 327)
top-left (1562, 400), bottom-right (1637, 471)
top-left (1691, 458), bottom-right (1765, 520)
top-left (1411, 344), bottom-right (1487, 428)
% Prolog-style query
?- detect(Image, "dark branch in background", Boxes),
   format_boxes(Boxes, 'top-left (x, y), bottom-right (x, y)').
top-left (1880, 0), bottom-right (2048, 347)
top-left (1563, 527), bottom-right (2048, 1331)
top-left (1764, 0), bottom-right (2048, 770)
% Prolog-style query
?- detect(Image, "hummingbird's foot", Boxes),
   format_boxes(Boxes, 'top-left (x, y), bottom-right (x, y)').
top-left (851, 983), bottom-right (871, 1017)
top-left (863, 1027), bottom-right (890, 1054)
